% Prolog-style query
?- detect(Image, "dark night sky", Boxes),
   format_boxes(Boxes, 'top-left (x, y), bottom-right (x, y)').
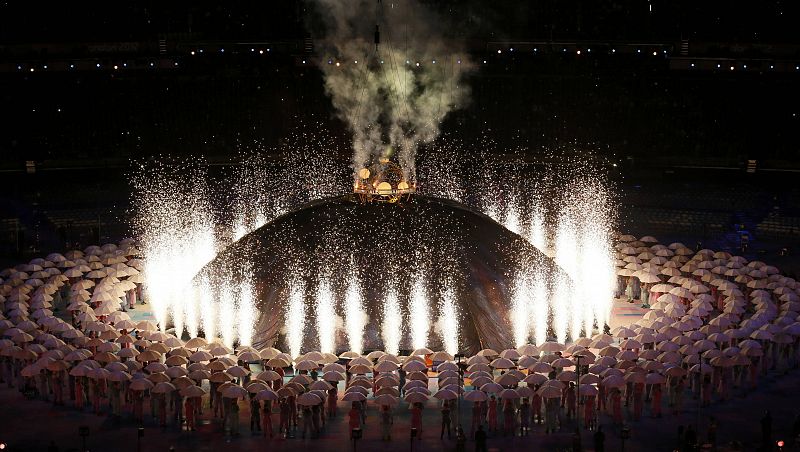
top-left (1, 1), bottom-right (800, 43)
top-left (0, 1), bottom-right (799, 170)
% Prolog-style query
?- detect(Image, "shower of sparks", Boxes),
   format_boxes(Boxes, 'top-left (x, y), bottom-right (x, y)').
top-left (134, 130), bottom-right (618, 352)
top-left (185, 284), bottom-right (199, 338)
top-left (446, 145), bottom-right (617, 345)
top-left (198, 276), bottom-right (216, 341)
top-left (503, 197), bottom-right (522, 235)
top-left (552, 272), bottom-right (571, 343)
top-left (172, 297), bottom-right (185, 340)
top-left (218, 283), bottom-right (238, 348)
top-left (554, 212), bottom-right (582, 340)
top-left (382, 283), bottom-right (402, 355)
top-left (227, 152), bottom-right (287, 243)
top-left (237, 277), bottom-right (256, 346)
top-left (254, 211), bottom-right (268, 231)
top-left (409, 274), bottom-right (431, 351)
top-left (285, 279), bottom-right (307, 358)
top-left (526, 198), bottom-right (547, 252)
top-left (316, 277), bottom-right (337, 354)
top-left (344, 273), bottom-right (367, 354)
top-left (134, 161), bottom-right (217, 334)
top-left (530, 271), bottom-right (549, 345)
top-left (510, 274), bottom-right (531, 347)
top-left (575, 178), bottom-right (617, 333)
top-left (438, 282), bottom-right (460, 356)
top-left (224, 133), bottom-right (349, 247)
top-left (232, 221), bottom-right (249, 243)
top-left (550, 175), bottom-right (618, 341)
top-left (484, 202), bottom-right (501, 224)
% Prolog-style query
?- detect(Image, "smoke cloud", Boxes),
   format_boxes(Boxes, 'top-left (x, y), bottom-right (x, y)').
top-left (313, 0), bottom-right (472, 181)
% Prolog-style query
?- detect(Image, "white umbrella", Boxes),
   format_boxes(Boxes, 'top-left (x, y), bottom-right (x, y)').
top-left (434, 389), bottom-right (459, 400)
top-left (403, 392), bottom-right (428, 404)
top-left (498, 388), bottom-right (520, 399)
top-left (480, 383), bottom-right (503, 394)
top-left (374, 360), bottom-right (398, 372)
top-left (222, 385), bottom-right (248, 399)
top-left (256, 389), bottom-right (279, 401)
top-left (403, 360), bottom-right (427, 372)
top-left (297, 392), bottom-right (323, 406)
top-left (374, 394), bottom-right (400, 406)
top-left (463, 390), bottom-right (487, 402)
top-left (489, 358), bottom-right (514, 369)
top-left (538, 341), bottom-right (565, 353)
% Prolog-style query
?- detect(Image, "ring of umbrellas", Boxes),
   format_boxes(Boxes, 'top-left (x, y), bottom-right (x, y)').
top-left (0, 234), bottom-right (799, 436)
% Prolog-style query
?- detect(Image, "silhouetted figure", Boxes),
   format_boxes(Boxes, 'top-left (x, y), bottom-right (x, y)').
top-left (684, 424), bottom-right (697, 451)
top-left (475, 424), bottom-right (487, 452)
top-left (441, 402), bottom-right (452, 439)
top-left (593, 426), bottom-right (605, 452)
top-left (707, 416), bottom-right (717, 447)
top-left (761, 410), bottom-right (772, 448)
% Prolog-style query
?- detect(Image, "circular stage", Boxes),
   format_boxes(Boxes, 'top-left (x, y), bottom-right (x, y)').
top-left (196, 194), bottom-right (572, 355)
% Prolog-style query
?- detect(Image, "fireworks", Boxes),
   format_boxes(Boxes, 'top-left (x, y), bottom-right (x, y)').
top-left (554, 211), bottom-right (582, 340)
top-left (510, 274), bottom-right (531, 347)
top-left (526, 197), bottom-right (547, 252)
top-left (132, 132), bottom-right (618, 355)
top-left (552, 273), bottom-right (571, 343)
top-left (576, 178), bottom-right (617, 333)
top-left (237, 278), bottom-right (256, 346)
top-left (198, 276), bottom-right (215, 341)
top-left (285, 279), bottom-right (307, 359)
top-left (218, 284), bottom-right (237, 348)
top-left (409, 274), bottom-right (431, 351)
top-left (530, 272), bottom-right (549, 346)
top-left (503, 197), bottom-right (522, 236)
top-left (447, 145), bottom-right (618, 346)
top-left (382, 283), bottom-right (402, 355)
top-left (551, 175), bottom-right (617, 343)
top-left (344, 273), bottom-right (367, 354)
top-left (438, 283), bottom-right (460, 357)
top-left (185, 284), bottom-right (199, 339)
top-left (133, 161), bottom-right (217, 335)
top-left (315, 277), bottom-right (337, 354)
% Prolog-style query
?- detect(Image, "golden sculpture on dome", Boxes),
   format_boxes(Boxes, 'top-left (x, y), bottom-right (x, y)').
top-left (353, 158), bottom-right (415, 203)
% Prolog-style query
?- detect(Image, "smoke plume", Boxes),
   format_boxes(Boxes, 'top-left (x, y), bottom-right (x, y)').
top-left (313, 0), bottom-right (472, 181)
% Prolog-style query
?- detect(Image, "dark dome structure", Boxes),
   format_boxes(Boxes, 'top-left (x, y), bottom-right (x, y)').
top-left (196, 195), bottom-right (570, 355)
